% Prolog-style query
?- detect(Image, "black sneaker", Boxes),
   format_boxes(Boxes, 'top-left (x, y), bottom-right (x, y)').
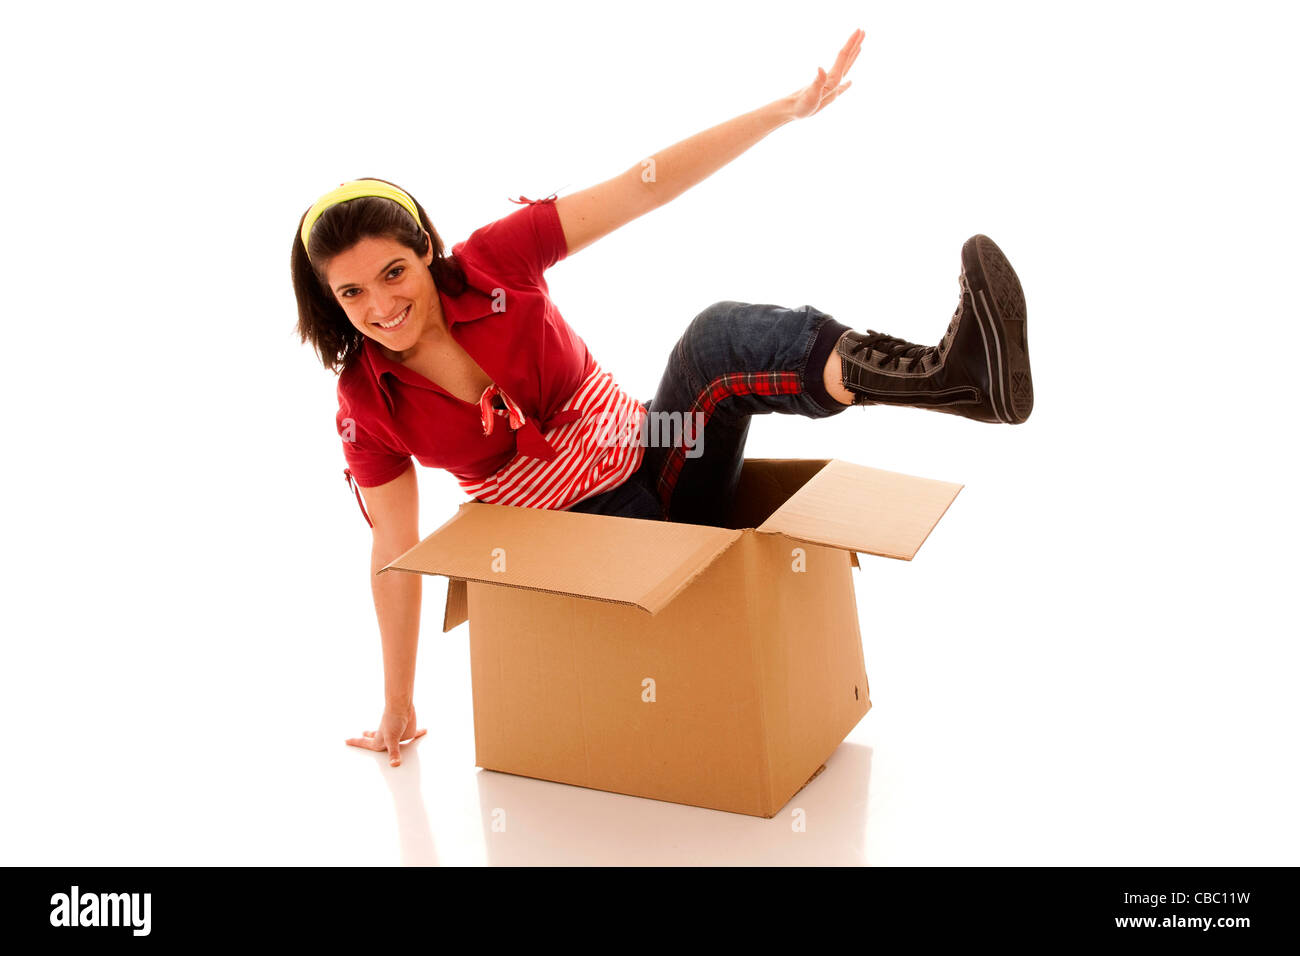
top-left (837, 234), bottom-right (1033, 424)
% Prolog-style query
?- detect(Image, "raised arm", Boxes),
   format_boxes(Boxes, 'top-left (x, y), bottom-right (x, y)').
top-left (554, 28), bottom-right (863, 256)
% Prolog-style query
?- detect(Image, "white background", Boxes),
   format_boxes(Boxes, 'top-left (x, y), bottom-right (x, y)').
top-left (2, 0), bottom-right (1296, 865)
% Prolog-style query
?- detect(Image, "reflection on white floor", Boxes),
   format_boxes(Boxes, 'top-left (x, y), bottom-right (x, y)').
top-left (361, 740), bottom-right (871, 867)
top-left (475, 743), bottom-right (870, 866)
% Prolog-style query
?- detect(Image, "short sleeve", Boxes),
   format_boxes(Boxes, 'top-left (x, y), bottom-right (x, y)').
top-left (336, 402), bottom-right (412, 488)
top-left (456, 196), bottom-right (568, 281)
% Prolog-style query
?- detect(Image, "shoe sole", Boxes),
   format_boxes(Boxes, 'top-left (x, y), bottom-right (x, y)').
top-left (961, 234), bottom-right (1033, 424)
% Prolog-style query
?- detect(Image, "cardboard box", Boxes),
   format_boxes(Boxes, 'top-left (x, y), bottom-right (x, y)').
top-left (381, 457), bottom-right (962, 818)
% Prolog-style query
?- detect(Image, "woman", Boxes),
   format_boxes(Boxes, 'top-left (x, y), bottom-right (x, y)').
top-left (291, 29), bottom-right (1033, 766)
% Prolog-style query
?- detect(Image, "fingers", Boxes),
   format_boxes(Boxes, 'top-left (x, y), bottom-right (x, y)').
top-left (344, 722), bottom-right (426, 760)
top-left (843, 36), bottom-right (862, 77)
top-left (829, 28), bottom-right (864, 86)
top-left (830, 38), bottom-right (852, 77)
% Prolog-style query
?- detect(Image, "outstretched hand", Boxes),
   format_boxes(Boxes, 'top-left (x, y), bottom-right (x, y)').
top-left (790, 28), bottom-right (863, 120)
top-left (346, 704), bottom-right (426, 767)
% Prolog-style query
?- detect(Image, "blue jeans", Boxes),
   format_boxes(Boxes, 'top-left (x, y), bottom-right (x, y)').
top-left (567, 301), bottom-right (852, 526)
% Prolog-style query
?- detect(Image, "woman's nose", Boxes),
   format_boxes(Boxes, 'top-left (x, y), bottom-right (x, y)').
top-left (370, 292), bottom-right (396, 320)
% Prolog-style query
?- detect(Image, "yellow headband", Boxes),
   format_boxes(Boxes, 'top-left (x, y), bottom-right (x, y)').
top-left (300, 180), bottom-right (422, 257)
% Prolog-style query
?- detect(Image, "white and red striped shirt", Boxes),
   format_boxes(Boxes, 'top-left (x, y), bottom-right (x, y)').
top-left (456, 361), bottom-right (647, 511)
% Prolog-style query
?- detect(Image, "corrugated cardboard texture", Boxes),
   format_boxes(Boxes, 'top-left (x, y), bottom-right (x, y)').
top-left (759, 459), bottom-right (963, 560)
top-left (466, 532), bottom-right (870, 818)
top-left (384, 501), bottom-right (741, 615)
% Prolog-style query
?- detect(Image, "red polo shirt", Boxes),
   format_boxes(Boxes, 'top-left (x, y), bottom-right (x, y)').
top-left (335, 196), bottom-right (646, 524)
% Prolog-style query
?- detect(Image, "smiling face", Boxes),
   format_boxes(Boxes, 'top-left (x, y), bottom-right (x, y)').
top-left (324, 235), bottom-right (440, 352)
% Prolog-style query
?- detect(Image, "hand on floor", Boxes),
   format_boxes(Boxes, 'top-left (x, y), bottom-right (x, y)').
top-left (345, 704), bottom-right (426, 767)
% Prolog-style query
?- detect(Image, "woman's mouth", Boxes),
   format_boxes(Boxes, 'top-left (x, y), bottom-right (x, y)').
top-left (375, 305), bottom-right (411, 331)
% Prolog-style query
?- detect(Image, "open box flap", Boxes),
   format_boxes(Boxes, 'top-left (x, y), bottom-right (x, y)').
top-left (442, 578), bottom-right (468, 633)
top-left (757, 459), bottom-right (963, 561)
top-left (382, 501), bottom-right (742, 615)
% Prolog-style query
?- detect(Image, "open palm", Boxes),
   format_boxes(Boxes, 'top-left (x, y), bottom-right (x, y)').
top-left (790, 28), bottom-right (863, 120)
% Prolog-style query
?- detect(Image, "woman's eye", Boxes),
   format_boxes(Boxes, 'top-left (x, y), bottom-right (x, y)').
top-left (338, 265), bottom-right (401, 300)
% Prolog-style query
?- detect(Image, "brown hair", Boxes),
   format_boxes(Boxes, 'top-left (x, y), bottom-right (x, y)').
top-left (291, 177), bottom-right (467, 372)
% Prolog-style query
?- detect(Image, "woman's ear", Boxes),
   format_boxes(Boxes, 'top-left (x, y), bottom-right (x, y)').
top-left (422, 234), bottom-right (435, 266)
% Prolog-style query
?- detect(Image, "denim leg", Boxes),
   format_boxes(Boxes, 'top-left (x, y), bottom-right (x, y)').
top-left (565, 460), bottom-right (664, 521)
top-left (634, 301), bottom-right (853, 527)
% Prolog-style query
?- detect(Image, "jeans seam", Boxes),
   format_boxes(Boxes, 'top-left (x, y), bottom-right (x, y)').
top-left (799, 309), bottom-right (825, 377)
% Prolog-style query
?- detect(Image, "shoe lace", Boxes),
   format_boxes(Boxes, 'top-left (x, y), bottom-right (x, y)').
top-left (843, 329), bottom-right (934, 371)
top-left (842, 271), bottom-right (970, 372)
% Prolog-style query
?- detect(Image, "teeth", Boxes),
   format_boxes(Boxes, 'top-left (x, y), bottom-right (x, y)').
top-left (378, 306), bottom-right (408, 330)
